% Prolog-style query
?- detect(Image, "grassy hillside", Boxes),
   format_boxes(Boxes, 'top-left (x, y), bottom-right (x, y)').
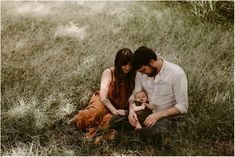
top-left (1, 1), bottom-right (234, 155)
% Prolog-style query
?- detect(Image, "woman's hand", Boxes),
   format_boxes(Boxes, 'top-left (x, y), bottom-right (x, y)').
top-left (128, 109), bottom-right (138, 127)
top-left (112, 109), bottom-right (125, 115)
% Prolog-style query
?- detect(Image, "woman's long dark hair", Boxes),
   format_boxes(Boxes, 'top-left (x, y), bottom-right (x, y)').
top-left (113, 48), bottom-right (136, 99)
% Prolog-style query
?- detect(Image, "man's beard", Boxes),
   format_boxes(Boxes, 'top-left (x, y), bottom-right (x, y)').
top-left (147, 66), bottom-right (157, 77)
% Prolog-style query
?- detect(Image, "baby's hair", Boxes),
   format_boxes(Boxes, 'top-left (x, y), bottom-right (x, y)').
top-left (134, 90), bottom-right (148, 99)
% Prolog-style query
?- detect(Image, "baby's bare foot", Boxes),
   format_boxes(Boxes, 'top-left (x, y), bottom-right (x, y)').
top-left (135, 123), bottom-right (142, 130)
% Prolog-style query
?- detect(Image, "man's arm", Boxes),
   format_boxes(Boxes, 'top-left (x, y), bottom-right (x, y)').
top-left (128, 72), bottom-right (143, 102)
top-left (128, 72), bottom-right (143, 126)
top-left (128, 101), bottom-right (138, 127)
top-left (144, 69), bottom-right (188, 126)
top-left (173, 69), bottom-right (188, 114)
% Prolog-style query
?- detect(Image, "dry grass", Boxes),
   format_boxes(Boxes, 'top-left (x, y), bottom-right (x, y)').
top-left (1, 1), bottom-right (234, 155)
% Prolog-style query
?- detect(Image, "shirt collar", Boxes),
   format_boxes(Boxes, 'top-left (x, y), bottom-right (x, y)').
top-left (158, 58), bottom-right (167, 75)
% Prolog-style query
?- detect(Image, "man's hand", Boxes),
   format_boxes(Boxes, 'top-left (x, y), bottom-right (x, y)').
top-left (144, 106), bottom-right (181, 126)
top-left (144, 112), bottom-right (163, 126)
top-left (128, 109), bottom-right (138, 127)
top-left (112, 109), bottom-right (125, 115)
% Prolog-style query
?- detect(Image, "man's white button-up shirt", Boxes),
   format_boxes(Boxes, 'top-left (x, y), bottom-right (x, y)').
top-left (130, 59), bottom-right (188, 114)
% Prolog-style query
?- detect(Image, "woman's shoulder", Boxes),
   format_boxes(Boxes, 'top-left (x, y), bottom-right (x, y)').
top-left (103, 67), bottom-right (114, 73)
top-left (102, 67), bottom-right (114, 77)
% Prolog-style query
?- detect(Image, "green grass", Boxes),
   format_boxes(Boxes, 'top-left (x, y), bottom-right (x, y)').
top-left (1, 1), bottom-right (234, 155)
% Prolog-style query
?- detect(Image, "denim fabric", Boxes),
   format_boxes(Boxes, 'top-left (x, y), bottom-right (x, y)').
top-left (109, 111), bottom-right (179, 139)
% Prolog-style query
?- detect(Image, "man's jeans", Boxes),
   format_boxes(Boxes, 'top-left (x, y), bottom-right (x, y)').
top-left (109, 110), bottom-right (179, 140)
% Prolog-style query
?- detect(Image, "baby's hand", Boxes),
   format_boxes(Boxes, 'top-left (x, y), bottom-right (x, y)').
top-left (141, 104), bottom-right (146, 110)
top-left (142, 102), bottom-right (149, 107)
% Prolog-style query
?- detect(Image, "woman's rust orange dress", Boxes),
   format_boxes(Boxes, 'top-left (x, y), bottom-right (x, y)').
top-left (75, 68), bottom-right (129, 138)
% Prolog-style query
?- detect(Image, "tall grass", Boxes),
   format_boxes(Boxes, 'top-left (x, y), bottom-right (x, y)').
top-left (1, 1), bottom-right (234, 155)
top-left (186, 1), bottom-right (234, 23)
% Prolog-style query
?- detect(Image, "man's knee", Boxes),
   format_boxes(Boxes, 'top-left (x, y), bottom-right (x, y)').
top-left (136, 117), bottom-right (176, 137)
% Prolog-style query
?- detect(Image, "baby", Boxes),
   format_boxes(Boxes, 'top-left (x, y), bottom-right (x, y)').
top-left (132, 90), bottom-right (156, 129)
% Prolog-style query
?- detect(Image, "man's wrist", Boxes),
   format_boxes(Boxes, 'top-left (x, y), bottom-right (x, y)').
top-left (158, 111), bottom-right (168, 118)
top-left (129, 102), bottom-right (134, 110)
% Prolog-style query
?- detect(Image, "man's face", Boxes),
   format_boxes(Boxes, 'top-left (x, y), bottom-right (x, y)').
top-left (138, 65), bottom-right (157, 77)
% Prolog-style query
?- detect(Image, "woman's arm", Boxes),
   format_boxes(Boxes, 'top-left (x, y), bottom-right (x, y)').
top-left (99, 69), bottom-right (116, 113)
top-left (99, 69), bottom-right (125, 115)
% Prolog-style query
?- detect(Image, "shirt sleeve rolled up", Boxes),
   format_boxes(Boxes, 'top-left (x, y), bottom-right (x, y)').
top-left (173, 69), bottom-right (188, 114)
top-left (128, 72), bottom-right (143, 102)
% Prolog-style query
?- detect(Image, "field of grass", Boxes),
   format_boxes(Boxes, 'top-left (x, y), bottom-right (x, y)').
top-left (1, 1), bottom-right (234, 155)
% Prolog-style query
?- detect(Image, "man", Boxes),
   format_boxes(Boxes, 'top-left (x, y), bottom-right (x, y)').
top-left (128, 46), bottom-right (188, 138)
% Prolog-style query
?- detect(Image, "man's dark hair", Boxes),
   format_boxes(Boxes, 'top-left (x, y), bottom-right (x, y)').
top-left (133, 46), bottom-right (157, 70)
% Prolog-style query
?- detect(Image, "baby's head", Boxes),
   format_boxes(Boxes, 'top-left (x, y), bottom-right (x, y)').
top-left (134, 90), bottom-right (148, 103)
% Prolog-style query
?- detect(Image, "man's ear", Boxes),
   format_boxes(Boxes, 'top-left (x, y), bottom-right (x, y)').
top-left (149, 59), bottom-right (155, 66)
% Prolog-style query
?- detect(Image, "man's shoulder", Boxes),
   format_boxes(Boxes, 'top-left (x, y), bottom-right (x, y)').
top-left (136, 71), bottom-right (147, 79)
top-left (136, 71), bottom-right (143, 77)
top-left (165, 60), bottom-right (185, 75)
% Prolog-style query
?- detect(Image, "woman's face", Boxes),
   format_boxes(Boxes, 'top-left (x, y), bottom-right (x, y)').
top-left (121, 63), bottom-right (132, 74)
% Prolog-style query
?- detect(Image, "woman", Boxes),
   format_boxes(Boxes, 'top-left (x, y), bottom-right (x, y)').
top-left (67, 48), bottom-right (136, 142)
